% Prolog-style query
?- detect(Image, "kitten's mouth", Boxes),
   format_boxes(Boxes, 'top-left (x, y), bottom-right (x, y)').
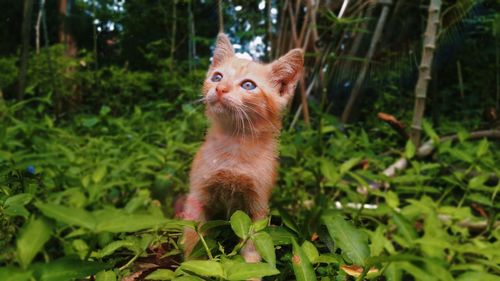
top-left (208, 98), bottom-right (235, 115)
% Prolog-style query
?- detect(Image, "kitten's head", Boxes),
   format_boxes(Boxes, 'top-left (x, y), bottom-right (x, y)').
top-left (202, 33), bottom-right (304, 135)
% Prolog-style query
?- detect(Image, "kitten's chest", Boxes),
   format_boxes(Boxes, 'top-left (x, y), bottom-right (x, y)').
top-left (192, 136), bottom-right (277, 186)
top-left (202, 139), bottom-right (275, 171)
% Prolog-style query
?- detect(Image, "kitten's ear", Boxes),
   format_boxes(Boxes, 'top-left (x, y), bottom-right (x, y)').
top-left (212, 33), bottom-right (235, 67)
top-left (270, 48), bottom-right (304, 97)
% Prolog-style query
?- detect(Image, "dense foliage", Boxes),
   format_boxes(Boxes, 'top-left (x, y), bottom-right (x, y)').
top-left (1, 0), bottom-right (499, 280)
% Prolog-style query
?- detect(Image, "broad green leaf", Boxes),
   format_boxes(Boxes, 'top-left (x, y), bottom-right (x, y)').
top-left (230, 210), bottom-right (251, 239)
top-left (391, 212), bottom-right (417, 245)
top-left (385, 263), bottom-right (402, 281)
top-left (91, 240), bottom-right (141, 258)
top-left (405, 140), bottom-right (416, 159)
top-left (0, 267), bottom-right (32, 281)
top-left (4, 204), bottom-right (30, 218)
top-left (340, 157), bottom-right (361, 174)
top-left (36, 202), bottom-right (96, 230)
top-left (266, 226), bottom-right (295, 245)
top-left (180, 260), bottom-right (224, 277)
top-left (16, 218), bottom-right (52, 269)
top-left (93, 209), bottom-right (169, 233)
top-left (321, 213), bottom-right (370, 266)
top-left (252, 232), bottom-right (276, 267)
top-left (290, 238), bottom-right (316, 281)
top-left (172, 276), bottom-right (204, 281)
top-left (4, 193), bottom-right (33, 207)
top-left (314, 254), bottom-right (341, 264)
top-left (301, 241), bottom-right (319, 263)
top-left (92, 166), bottom-right (107, 183)
top-left (145, 269), bottom-right (175, 280)
top-left (72, 239), bottom-right (90, 259)
top-left (199, 220), bottom-right (229, 233)
top-left (225, 262), bottom-right (280, 280)
top-left (422, 120), bottom-right (439, 144)
top-left (95, 270), bottom-right (117, 281)
top-left (476, 138), bottom-right (489, 158)
top-left (277, 208), bottom-right (299, 233)
top-left (456, 271), bottom-right (499, 281)
top-left (252, 217), bottom-right (268, 232)
top-left (398, 261), bottom-right (437, 281)
top-left (32, 257), bottom-right (108, 281)
top-left (385, 191), bottom-right (400, 209)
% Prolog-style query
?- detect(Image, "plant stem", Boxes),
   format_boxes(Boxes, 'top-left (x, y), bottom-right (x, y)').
top-left (197, 231), bottom-right (214, 260)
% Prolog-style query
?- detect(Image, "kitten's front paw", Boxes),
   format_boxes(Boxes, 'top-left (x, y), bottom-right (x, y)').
top-left (181, 228), bottom-right (199, 259)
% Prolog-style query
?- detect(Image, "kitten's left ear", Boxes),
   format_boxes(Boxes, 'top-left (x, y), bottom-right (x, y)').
top-left (270, 48), bottom-right (304, 97)
top-left (212, 33), bottom-right (235, 67)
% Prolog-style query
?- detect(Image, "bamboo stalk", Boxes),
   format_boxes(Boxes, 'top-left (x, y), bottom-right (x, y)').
top-left (217, 0), bottom-right (224, 32)
top-left (170, 0), bottom-right (177, 75)
top-left (409, 0), bottom-right (442, 147)
top-left (18, 0), bottom-right (34, 100)
top-left (341, 1), bottom-right (391, 123)
top-left (35, 0), bottom-right (46, 54)
top-left (287, 0), bottom-right (310, 125)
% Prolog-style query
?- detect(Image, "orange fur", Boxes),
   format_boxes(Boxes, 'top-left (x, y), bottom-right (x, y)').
top-left (182, 33), bottom-right (303, 262)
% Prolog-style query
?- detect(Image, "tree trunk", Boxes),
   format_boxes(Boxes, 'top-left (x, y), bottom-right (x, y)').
top-left (18, 0), bottom-right (34, 100)
top-left (59, 0), bottom-right (77, 57)
top-left (170, 0), bottom-right (177, 74)
top-left (409, 0), bottom-right (442, 147)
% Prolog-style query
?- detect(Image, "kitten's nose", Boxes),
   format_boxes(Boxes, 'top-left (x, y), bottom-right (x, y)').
top-left (215, 84), bottom-right (229, 98)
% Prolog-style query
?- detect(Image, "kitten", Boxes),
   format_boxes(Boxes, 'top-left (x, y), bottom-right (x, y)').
top-left (182, 33), bottom-right (304, 263)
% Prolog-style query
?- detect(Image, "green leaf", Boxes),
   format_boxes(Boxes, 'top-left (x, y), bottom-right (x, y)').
top-left (277, 207), bottom-right (299, 233)
top-left (95, 270), bottom-right (117, 281)
top-left (173, 276), bottom-right (204, 281)
top-left (385, 263), bottom-right (402, 281)
top-left (340, 157), bottom-right (361, 174)
top-left (145, 269), bottom-right (175, 280)
top-left (385, 191), bottom-right (400, 209)
top-left (0, 267), bottom-right (32, 281)
top-left (321, 212), bottom-right (370, 265)
top-left (230, 210), bottom-right (251, 239)
top-left (314, 254), bottom-right (341, 264)
top-left (405, 140), bottom-right (416, 159)
top-left (16, 218), bottom-right (52, 269)
top-left (92, 166), bottom-right (107, 183)
top-left (290, 238), bottom-right (316, 281)
top-left (423, 120), bottom-right (439, 144)
top-left (251, 232), bottom-right (276, 267)
top-left (199, 220), bottom-right (229, 233)
top-left (225, 262), bottom-right (280, 280)
top-left (4, 205), bottom-right (30, 218)
top-left (252, 218), bottom-right (268, 232)
top-left (93, 209), bottom-right (169, 233)
top-left (4, 193), bottom-right (33, 207)
top-left (32, 257), bottom-right (108, 281)
top-left (301, 241), bottom-right (319, 263)
top-left (266, 226), bottom-right (295, 245)
top-left (180, 260), bottom-right (224, 278)
top-left (391, 212), bottom-right (417, 246)
top-left (36, 202), bottom-right (96, 230)
top-left (476, 138), bottom-right (489, 157)
top-left (456, 271), bottom-right (500, 281)
top-left (91, 240), bottom-right (141, 259)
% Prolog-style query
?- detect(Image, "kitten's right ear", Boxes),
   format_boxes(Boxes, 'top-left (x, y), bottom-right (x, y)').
top-left (212, 33), bottom-right (235, 67)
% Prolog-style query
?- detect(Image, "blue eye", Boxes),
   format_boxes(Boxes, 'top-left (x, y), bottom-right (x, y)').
top-left (241, 80), bottom-right (256, 90)
top-left (211, 73), bottom-right (223, 82)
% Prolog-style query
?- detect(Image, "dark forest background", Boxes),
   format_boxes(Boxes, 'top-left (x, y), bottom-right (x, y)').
top-left (0, 1), bottom-right (499, 280)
